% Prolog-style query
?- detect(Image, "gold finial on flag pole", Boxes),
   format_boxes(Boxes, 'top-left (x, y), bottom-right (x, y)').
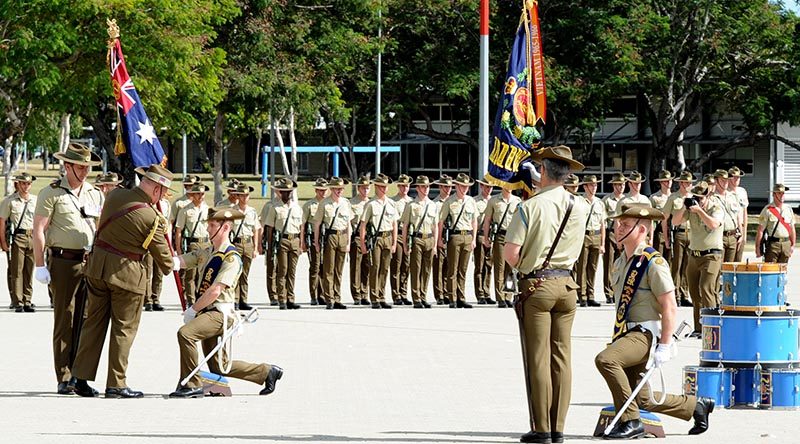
top-left (107, 19), bottom-right (120, 40)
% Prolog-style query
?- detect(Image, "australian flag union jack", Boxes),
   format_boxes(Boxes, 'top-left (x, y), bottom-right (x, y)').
top-left (108, 39), bottom-right (166, 168)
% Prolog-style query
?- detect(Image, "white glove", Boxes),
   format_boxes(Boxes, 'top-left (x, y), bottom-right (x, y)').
top-left (182, 307), bottom-right (197, 325)
top-left (653, 343), bottom-right (672, 367)
top-left (34, 266), bottom-right (51, 284)
top-left (172, 256), bottom-right (181, 271)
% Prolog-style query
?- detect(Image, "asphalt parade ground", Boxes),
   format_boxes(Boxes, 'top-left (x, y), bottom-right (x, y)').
top-left (0, 248), bottom-right (796, 443)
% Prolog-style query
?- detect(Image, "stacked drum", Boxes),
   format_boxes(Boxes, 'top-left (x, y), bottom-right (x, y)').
top-left (683, 262), bottom-right (800, 409)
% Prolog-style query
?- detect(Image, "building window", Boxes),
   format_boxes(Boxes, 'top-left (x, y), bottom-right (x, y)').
top-left (298, 153), bottom-right (309, 172)
top-left (572, 145), bottom-right (602, 171)
top-left (607, 97), bottom-right (638, 119)
top-left (603, 144), bottom-right (623, 171)
top-left (707, 146), bottom-right (754, 175)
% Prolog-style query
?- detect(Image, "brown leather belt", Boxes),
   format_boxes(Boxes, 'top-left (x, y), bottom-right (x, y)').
top-left (673, 227), bottom-right (688, 233)
top-left (451, 230), bottom-right (473, 236)
top-left (412, 233), bottom-right (433, 239)
top-left (496, 229), bottom-right (507, 237)
top-left (723, 230), bottom-right (739, 236)
top-left (95, 239), bottom-right (144, 261)
top-left (585, 229), bottom-right (601, 235)
top-left (283, 233), bottom-right (299, 240)
top-left (376, 231), bottom-right (392, 238)
top-left (48, 247), bottom-right (85, 261)
top-left (690, 249), bottom-right (722, 257)
top-left (232, 236), bottom-right (253, 243)
top-left (13, 229), bottom-right (31, 235)
top-left (185, 237), bottom-right (209, 243)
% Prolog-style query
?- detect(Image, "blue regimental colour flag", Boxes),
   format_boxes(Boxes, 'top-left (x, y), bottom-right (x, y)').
top-left (108, 38), bottom-right (167, 168)
top-left (485, 0), bottom-right (546, 194)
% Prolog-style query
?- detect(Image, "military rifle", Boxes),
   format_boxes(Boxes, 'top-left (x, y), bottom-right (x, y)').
top-left (442, 214), bottom-right (452, 244)
top-left (271, 230), bottom-right (283, 263)
top-left (488, 221), bottom-right (498, 243)
top-left (4, 219), bottom-right (11, 259)
top-left (365, 222), bottom-right (377, 251)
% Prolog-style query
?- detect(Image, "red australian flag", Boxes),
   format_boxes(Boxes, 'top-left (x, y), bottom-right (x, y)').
top-left (108, 39), bottom-right (166, 168)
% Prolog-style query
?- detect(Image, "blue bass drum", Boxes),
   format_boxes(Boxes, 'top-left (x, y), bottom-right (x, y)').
top-left (700, 308), bottom-right (799, 367)
top-left (683, 366), bottom-right (734, 408)
top-left (760, 368), bottom-right (800, 410)
top-left (720, 262), bottom-right (787, 311)
top-left (733, 367), bottom-right (760, 407)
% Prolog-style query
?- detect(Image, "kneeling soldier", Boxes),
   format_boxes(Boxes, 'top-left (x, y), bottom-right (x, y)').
top-left (170, 207), bottom-right (283, 398)
top-left (595, 203), bottom-right (713, 439)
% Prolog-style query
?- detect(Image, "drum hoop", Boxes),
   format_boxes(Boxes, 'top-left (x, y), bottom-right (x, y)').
top-left (719, 305), bottom-right (788, 312)
top-left (700, 358), bottom-right (800, 364)
top-left (722, 263), bottom-right (787, 272)
top-left (758, 406), bottom-right (800, 410)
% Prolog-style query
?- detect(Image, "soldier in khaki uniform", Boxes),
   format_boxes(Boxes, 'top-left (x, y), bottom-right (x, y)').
top-left (229, 184), bottom-right (259, 311)
top-left (673, 181), bottom-right (724, 336)
top-left (503, 146), bottom-right (589, 444)
top-left (259, 188), bottom-right (279, 306)
top-left (755, 183), bottom-right (795, 263)
top-left (349, 176), bottom-right (372, 305)
top-left (144, 197), bottom-right (170, 312)
top-left (170, 175), bottom-right (200, 225)
top-left (71, 164), bottom-right (174, 398)
top-left (0, 172), bottom-right (37, 312)
top-left (602, 173), bottom-right (626, 303)
top-left (360, 174), bottom-right (398, 309)
top-left (215, 178), bottom-right (241, 207)
top-left (619, 171), bottom-right (652, 208)
top-left (170, 207), bottom-right (283, 398)
top-left (439, 173), bottom-right (478, 309)
top-left (665, 171), bottom-right (694, 307)
top-left (575, 175), bottom-right (605, 307)
top-left (563, 174), bottom-right (580, 195)
top-left (595, 203), bottom-right (714, 439)
top-left (713, 169), bottom-right (744, 262)
top-left (649, 170), bottom-right (673, 261)
top-left (390, 174), bottom-right (413, 305)
top-left (728, 167), bottom-right (749, 261)
top-left (401, 176), bottom-right (438, 308)
top-left (300, 178), bottom-right (328, 305)
top-left (473, 179), bottom-right (494, 304)
top-left (175, 183), bottom-right (211, 307)
top-left (481, 182), bottom-right (521, 308)
top-left (432, 175), bottom-right (453, 304)
top-left (313, 177), bottom-right (352, 309)
top-left (33, 143), bottom-right (105, 394)
top-left (94, 172), bottom-right (123, 197)
top-left (265, 178), bottom-right (302, 309)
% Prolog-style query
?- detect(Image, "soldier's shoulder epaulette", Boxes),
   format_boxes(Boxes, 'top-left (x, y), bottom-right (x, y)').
top-left (49, 179), bottom-right (61, 189)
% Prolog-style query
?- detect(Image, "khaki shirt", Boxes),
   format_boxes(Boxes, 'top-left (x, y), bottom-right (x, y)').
top-left (350, 196), bottom-right (370, 229)
top-left (666, 192), bottom-right (691, 229)
top-left (717, 191), bottom-right (742, 231)
top-left (302, 198), bottom-right (323, 225)
top-left (484, 194), bottom-right (522, 232)
top-left (182, 241), bottom-right (242, 304)
top-left (612, 242), bottom-right (674, 323)
top-left (260, 199), bottom-right (277, 228)
top-left (758, 203), bottom-right (795, 239)
top-left (175, 202), bottom-right (210, 239)
top-left (649, 190), bottom-right (671, 211)
top-left (401, 198), bottom-right (438, 235)
top-left (602, 193), bottom-right (624, 222)
top-left (215, 197), bottom-right (238, 208)
top-left (231, 205), bottom-right (260, 238)
top-left (313, 197), bottom-right (352, 231)
top-left (0, 193), bottom-right (36, 230)
top-left (439, 195), bottom-right (478, 231)
top-left (361, 198), bottom-right (398, 232)
top-left (619, 193), bottom-right (651, 208)
top-left (735, 187), bottom-right (749, 209)
top-left (687, 199), bottom-right (724, 250)
top-left (35, 177), bottom-right (104, 250)
top-left (266, 201), bottom-right (303, 235)
top-left (170, 194), bottom-right (191, 223)
top-left (506, 185), bottom-right (590, 274)
top-left (393, 194), bottom-right (413, 228)
top-left (474, 194), bottom-right (491, 227)
top-left (584, 196), bottom-right (607, 231)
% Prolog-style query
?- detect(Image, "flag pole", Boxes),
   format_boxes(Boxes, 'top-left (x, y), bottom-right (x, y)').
top-left (478, 0), bottom-right (490, 180)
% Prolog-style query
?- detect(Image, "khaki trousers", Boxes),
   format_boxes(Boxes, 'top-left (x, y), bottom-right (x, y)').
top-left (652, 228), bottom-right (671, 262)
top-left (576, 233), bottom-right (601, 302)
top-left (686, 253), bottom-right (722, 331)
top-left (265, 241), bottom-right (277, 303)
top-left (670, 230), bottom-right (691, 303)
top-left (765, 240), bottom-right (792, 263)
top-left (446, 234), bottom-right (472, 302)
top-left (144, 254), bottom-right (164, 305)
top-left (275, 236), bottom-right (300, 303)
top-left (432, 247), bottom-right (448, 302)
top-left (178, 310), bottom-right (270, 388)
top-left (369, 234), bottom-right (393, 303)
top-left (519, 276), bottom-right (577, 433)
top-left (409, 236), bottom-right (435, 303)
top-left (8, 233), bottom-right (33, 306)
top-left (322, 232), bottom-right (348, 303)
top-left (473, 235), bottom-right (492, 299)
top-left (349, 238), bottom-right (371, 302)
top-left (722, 234), bottom-right (738, 262)
top-left (492, 234), bottom-right (513, 302)
top-left (234, 241), bottom-right (254, 304)
top-left (734, 231), bottom-right (745, 262)
top-left (72, 277), bottom-right (144, 388)
top-left (182, 241), bottom-right (208, 306)
top-left (602, 235), bottom-right (619, 300)
top-left (390, 234), bottom-right (410, 301)
top-left (48, 255), bottom-right (86, 383)
top-left (309, 243), bottom-right (323, 301)
top-left (595, 330), bottom-right (695, 422)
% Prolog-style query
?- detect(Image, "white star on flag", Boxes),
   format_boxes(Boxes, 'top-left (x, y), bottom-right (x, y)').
top-left (136, 119), bottom-right (157, 145)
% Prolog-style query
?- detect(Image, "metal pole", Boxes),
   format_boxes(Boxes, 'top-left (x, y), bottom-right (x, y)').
top-left (269, 117), bottom-right (275, 197)
top-left (261, 146), bottom-right (268, 197)
top-left (478, 0), bottom-right (490, 180)
top-left (182, 132), bottom-right (187, 177)
top-left (375, 3), bottom-right (382, 176)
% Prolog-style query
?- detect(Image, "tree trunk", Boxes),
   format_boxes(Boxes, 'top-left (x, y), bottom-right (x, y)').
top-left (289, 107), bottom-right (298, 182)
top-left (212, 109), bottom-right (225, 204)
top-left (255, 126), bottom-right (262, 176)
top-left (3, 137), bottom-right (14, 196)
top-left (275, 116), bottom-right (291, 177)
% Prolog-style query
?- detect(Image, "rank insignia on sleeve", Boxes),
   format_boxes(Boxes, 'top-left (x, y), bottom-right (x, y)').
top-left (655, 258), bottom-right (665, 265)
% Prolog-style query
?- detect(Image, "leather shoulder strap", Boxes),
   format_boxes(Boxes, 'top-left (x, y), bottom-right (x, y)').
top-left (542, 193), bottom-right (575, 270)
